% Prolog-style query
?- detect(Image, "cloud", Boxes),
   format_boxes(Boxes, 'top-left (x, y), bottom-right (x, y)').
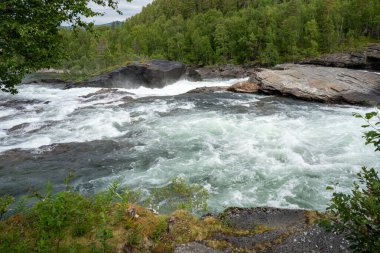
top-left (85, 0), bottom-right (153, 24)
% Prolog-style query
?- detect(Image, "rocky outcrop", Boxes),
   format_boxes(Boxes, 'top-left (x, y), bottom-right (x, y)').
top-left (248, 64), bottom-right (380, 105)
top-left (227, 81), bottom-right (259, 93)
top-left (301, 44), bottom-right (380, 71)
top-left (186, 64), bottom-right (258, 81)
top-left (174, 207), bottom-right (351, 253)
top-left (77, 60), bottom-right (185, 89)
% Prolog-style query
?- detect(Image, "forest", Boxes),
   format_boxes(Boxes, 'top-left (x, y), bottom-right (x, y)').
top-left (57, 0), bottom-right (380, 79)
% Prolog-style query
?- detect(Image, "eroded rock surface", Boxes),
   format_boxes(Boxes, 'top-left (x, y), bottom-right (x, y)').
top-left (250, 64), bottom-right (380, 105)
top-left (227, 81), bottom-right (259, 93)
top-left (76, 60), bottom-right (185, 89)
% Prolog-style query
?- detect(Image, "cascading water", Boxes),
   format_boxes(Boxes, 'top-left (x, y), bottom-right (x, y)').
top-left (0, 79), bottom-right (378, 212)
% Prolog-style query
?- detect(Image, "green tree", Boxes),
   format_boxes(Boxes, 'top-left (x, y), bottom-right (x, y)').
top-left (0, 0), bottom-right (131, 94)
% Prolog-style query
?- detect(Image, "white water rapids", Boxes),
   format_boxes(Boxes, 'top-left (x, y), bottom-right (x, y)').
top-left (0, 79), bottom-right (378, 212)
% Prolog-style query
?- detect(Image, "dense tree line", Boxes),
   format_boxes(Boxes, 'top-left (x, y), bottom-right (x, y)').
top-left (59, 0), bottom-right (380, 78)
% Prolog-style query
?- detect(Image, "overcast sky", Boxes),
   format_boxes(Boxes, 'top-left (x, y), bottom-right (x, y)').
top-left (85, 0), bottom-right (153, 24)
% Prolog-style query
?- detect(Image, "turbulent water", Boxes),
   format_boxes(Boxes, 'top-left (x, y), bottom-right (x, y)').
top-left (0, 79), bottom-right (378, 212)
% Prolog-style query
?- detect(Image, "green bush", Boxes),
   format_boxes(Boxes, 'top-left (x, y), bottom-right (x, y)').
top-left (0, 195), bottom-right (14, 220)
top-left (324, 167), bottom-right (380, 252)
top-left (148, 177), bottom-right (209, 214)
top-left (323, 109), bottom-right (380, 252)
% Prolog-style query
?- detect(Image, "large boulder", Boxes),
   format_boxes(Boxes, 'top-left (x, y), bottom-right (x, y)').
top-left (301, 44), bottom-right (380, 71)
top-left (78, 60), bottom-right (185, 89)
top-left (249, 64), bottom-right (380, 105)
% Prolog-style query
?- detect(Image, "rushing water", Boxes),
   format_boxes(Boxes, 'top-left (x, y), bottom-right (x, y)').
top-left (0, 79), bottom-right (378, 212)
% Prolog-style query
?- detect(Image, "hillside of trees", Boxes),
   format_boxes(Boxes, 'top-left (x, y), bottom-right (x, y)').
top-left (58, 0), bottom-right (380, 80)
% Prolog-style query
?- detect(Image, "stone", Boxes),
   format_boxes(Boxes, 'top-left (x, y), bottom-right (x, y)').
top-left (186, 64), bottom-right (257, 80)
top-left (301, 44), bottom-right (380, 71)
top-left (250, 64), bottom-right (380, 105)
top-left (227, 81), bottom-right (260, 93)
top-left (219, 207), bottom-right (307, 230)
top-left (186, 86), bottom-right (228, 94)
top-left (266, 225), bottom-right (351, 253)
top-left (76, 60), bottom-right (186, 89)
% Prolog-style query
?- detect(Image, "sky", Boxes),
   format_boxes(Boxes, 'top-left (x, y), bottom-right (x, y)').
top-left (85, 0), bottom-right (153, 24)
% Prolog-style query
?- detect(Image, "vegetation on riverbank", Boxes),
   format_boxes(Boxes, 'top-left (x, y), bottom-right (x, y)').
top-left (0, 177), bottom-right (273, 252)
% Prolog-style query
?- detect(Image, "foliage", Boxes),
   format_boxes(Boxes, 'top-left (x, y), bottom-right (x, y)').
top-left (57, 0), bottom-right (380, 79)
top-left (0, 0), bottom-right (131, 94)
top-left (0, 176), bottom-right (211, 252)
top-left (0, 195), bottom-right (14, 220)
top-left (148, 177), bottom-right (209, 213)
top-left (353, 109), bottom-right (380, 152)
top-left (323, 109), bottom-right (380, 252)
top-left (323, 167), bottom-right (380, 252)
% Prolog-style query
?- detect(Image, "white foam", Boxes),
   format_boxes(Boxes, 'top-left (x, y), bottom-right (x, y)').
top-left (122, 78), bottom-right (247, 98)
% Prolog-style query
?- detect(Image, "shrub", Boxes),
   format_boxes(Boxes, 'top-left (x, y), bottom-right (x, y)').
top-left (323, 109), bottom-right (380, 252)
top-left (148, 177), bottom-right (209, 214)
top-left (0, 195), bottom-right (14, 220)
top-left (324, 167), bottom-right (380, 252)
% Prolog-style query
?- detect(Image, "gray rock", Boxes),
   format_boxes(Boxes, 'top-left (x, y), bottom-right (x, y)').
top-left (77, 60), bottom-right (185, 89)
top-left (174, 242), bottom-right (222, 253)
top-left (227, 81), bottom-right (259, 93)
top-left (186, 86), bottom-right (228, 94)
top-left (301, 44), bottom-right (380, 71)
top-left (186, 64), bottom-right (257, 80)
top-left (212, 229), bottom-right (287, 251)
top-left (250, 64), bottom-right (380, 105)
top-left (219, 207), bottom-right (307, 230)
top-left (267, 225), bottom-right (351, 253)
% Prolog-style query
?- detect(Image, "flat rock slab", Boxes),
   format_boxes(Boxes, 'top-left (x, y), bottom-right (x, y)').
top-left (250, 64), bottom-right (380, 105)
top-left (219, 207), bottom-right (307, 230)
top-left (266, 225), bottom-right (351, 253)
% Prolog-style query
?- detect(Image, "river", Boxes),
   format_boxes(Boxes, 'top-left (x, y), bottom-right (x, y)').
top-left (0, 79), bottom-right (378, 212)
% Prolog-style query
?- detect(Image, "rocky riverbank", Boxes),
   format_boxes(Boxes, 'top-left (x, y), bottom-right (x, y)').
top-left (174, 207), bottom-right (350, 253)
top-left (22, 44), bottom-right (380, 106)
top-left (300, 44), bottom-right (380, 70)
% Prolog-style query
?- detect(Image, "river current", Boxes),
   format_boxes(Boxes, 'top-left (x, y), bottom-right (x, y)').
top-left (0, 79), bottom-right (378, 212)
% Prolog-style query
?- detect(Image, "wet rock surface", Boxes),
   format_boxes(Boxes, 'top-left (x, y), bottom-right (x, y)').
top-left (76, 60), bottom-right (185, 89)
top-left (0, 140), bottom-right (134, 197)
top-left (249, 64), bottom-right (380, 105)
top-left (186, 86), bottom-right (228, 94)
top-left (80, 88), bottom-right (134, 102)
top-left (301, 44), bottom-right (380, 71)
